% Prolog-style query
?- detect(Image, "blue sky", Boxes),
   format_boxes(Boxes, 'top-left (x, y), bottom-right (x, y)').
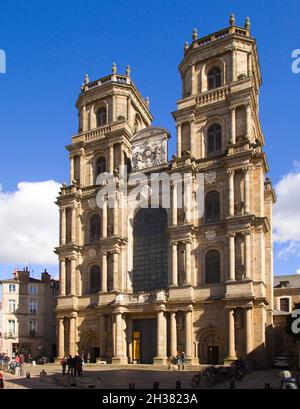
top-left (0, 0), bottom-right (300, 279)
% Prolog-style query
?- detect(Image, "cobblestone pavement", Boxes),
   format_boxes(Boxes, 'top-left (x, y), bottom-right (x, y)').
top-left (1, 364), bottom-right (284, 389)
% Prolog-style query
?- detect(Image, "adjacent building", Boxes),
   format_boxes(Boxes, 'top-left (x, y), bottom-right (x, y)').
top-left (0, 268), bottom-right (58, 358)
top-left (56, 15), bottom-right (275, 365)
top-left (272, 275), bottom-right (300, 367)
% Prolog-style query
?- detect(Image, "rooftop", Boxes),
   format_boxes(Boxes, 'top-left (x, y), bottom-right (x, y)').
top-left (274, 274), bottom-right (300, 289)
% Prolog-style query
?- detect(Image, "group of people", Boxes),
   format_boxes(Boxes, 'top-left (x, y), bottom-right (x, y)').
top-left (60, 355), bottom-right (84, 377)
top-left (171, 351), bottom-right (186, 370)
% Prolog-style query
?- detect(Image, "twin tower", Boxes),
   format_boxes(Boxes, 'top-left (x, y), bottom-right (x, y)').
top-left (56, 16), bottom-right (275, 366)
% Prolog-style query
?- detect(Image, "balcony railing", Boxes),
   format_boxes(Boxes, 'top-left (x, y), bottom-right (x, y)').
top-left (196, 86), bottom-right (230, 106)
top-left (4, 332), bottom-right (16, 339)
top-left (72, 124), bottom-right (111, 144)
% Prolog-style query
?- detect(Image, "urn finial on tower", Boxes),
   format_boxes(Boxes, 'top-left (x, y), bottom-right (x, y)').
top-left (230, 14), bottom-right (235, 26)
top-left (145, 97), bottom-right (150, 107)
top-left (192, 28), bottom-right (198, 41)
top-left (245, 16), bottom-right (251, 30)
top-left (184, 41), bottom-right (189, 53)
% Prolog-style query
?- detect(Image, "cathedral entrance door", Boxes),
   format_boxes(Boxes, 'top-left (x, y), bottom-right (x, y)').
top-left (207, 346), bottom-right (219, 365)
top-left (133, 319), bottom-right (156, 364)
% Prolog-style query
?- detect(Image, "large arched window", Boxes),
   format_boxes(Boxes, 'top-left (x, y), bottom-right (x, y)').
top-left (205, 250), bottom-right (221, 284)
top-left (205, 191), bottom-right (220, 224)
top-left (96, 156), bottom-right (106, 178)
top-left (208, 66), bottom-right (221, 90)
top-left (207, 124), bottom-right (222, 156)
top-left (133, 208), bottom-right (168, 292)
top-left (90, 214), bottom-right (101, 242)
top-left (90, 265), bottom-right (101, 293)
top-left (96, 107), bottom-right (107, 127)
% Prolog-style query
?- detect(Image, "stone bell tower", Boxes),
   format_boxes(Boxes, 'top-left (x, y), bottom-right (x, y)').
top-left (170, 14), bottom-right (276, 364)
top-left (55, 64), bottom-right (152, 359)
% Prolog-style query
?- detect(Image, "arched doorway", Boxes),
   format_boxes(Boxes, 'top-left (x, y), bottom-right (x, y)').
top-left (79, 332), bottom-right (99, 363)
top-left (132, 208), bottom-right (168, 292)
top-left (198, 328), bottom-right (225, 365)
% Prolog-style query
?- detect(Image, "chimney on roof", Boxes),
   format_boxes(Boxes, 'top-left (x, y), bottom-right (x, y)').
top-left (41, 269), bottom-right (51, 283)
top-left (16, 267), bottom-right (30, 282)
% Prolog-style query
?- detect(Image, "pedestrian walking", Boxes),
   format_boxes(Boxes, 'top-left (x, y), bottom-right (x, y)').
top-left (181, 351), bottom-right (186, 370)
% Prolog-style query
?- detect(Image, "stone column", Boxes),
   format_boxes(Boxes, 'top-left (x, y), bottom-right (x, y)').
top-left (101, 200), bottom-right (107, 238)
top-left (228, 233), bottom-right (236, 281)
top-left (227, 308), bottom-right (236, 360)
top-left (58, 318), bottom-right (65, 358)
top-left (190, 120), bottom-right (195, 157)
top-left (79, 151), bottom-right (84, 186)
top-left (185, 309), bottom-right (193, 360)
top-left (177, 124), bottom-right (182, 158)
top-left (109, 144), bottom-right (114, 173)
top-left (244, 231), bottom-right (251, 280)
top-left (170, 312), bottom-right (177, 358)
top-left (227, 169), bottom-right (235, 216)
top-left (185, 241), bottom-right (192, 285)
top-left (244, 307), bottom-right (253, 355)
top-left (171, 181), bottom-right (177, 226)
top-left (127, 317), bottom-right (133, 364)
top-left (112, 94), bottom-right (116, 122)
top-left (71, 205), bottom-right (76, 244)
top-left (245, 101), bottom-right (251, 141)
top-left (60, 207), bottom-right (66, 245)
top-left (69, 315), bottom-right (77, 356)
top-left (70, 258), bottom-right (76, 295)
top-left (191, 63), bottom-right (196, 95)
top-left (101, 253), bottom-right (107, 293)
top-left (154, 310), bottom-right (167, 365)
top-left (59, 259), bottom-right (66, 296)
top-left (81, 104), bottom-right (87, 132)
top-left (112, 311), bottom-right (127, 364)
top-left (70, 156), bottom-right (74, 184)
top-left (119, 145), bottom-right (124, 172)
top-left (99, 315), bottom-right (106, 360)
top-left (230, 107), bottom-right (236, 144)
top-left (244, 167), bottom-right (250, 214)
top-left (171, 242), bottom-right (178, 286)
top-left (113, 194), bottom-right (119, 236)
top-left (113, 251), bottom-right (119, 291)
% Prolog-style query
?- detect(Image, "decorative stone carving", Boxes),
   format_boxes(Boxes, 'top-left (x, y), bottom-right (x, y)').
top-left (88, 198), bottom-right (97, 209)
top-left (205, 171), bottom-right (216, 185)
top-left (205, 230), bottom-right (216, 241)
top-left (88, 249), bottom-right (97, 258)
top-left (131, 127), bottom-right (169, 172)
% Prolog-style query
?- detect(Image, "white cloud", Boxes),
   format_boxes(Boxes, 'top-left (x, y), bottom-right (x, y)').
top-left (273, 167), bottom-right (300, 243)
top-left (0, 181), bottom-right (60, 265)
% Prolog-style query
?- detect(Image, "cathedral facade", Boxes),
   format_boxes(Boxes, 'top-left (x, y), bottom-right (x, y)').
top-left (56, 16), bottom-right (276, 366)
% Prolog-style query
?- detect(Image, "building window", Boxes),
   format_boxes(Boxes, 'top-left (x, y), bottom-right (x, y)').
top-left (29, 285), bottom-right (38, 295)
top-left (28, 320), bottom-right (37, 337)
top-left (205, 191), bottom-right (220, 223)
top-left (208, 66), bottom-right (221, 90)
top-left (280, 298), bottom-right (290, 312)
top-left (89, 214), bottom-right (101, 242)
top-left (90, 265), bottom-right (101, 294)
top-left (207, 124), bottom-right (222, 156)
top-left (96, 156), bottom-right (106, 178)
top-left (133, 208), bottom-right (168, 292)
top-left (8, 320), bottom-right (16, 337)
top-left (9, 284), bottom-right (16, 293)
top-left (96, 107), bottom-right (107, 127)
top-left (205, 250), bottom-right (221, 284)
top-left (8, 299), bottom-right (16, 313)
top-left (29, 300), bottom-right (38, 315)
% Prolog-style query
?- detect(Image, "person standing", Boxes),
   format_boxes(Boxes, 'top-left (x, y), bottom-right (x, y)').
top-left (61, 356), bottom-right (67, 376)
top-left (67, 355), bottom-right (73, 375)
top-left (181, 351), bottom-right (186, 370)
